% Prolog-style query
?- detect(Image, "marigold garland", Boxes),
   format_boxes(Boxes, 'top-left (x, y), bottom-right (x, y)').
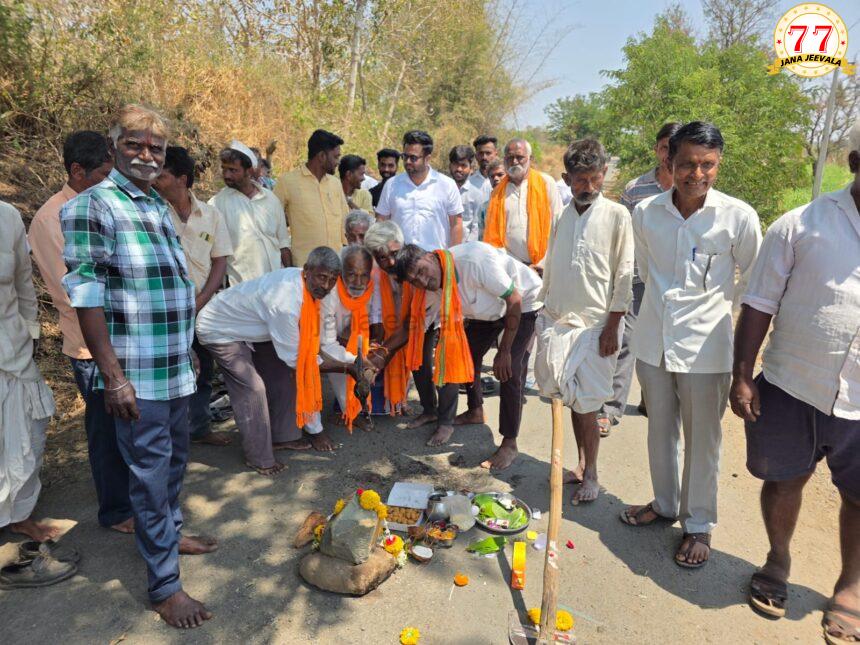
top-left (527, 608), bottom-right (575, 632)
top-left (376, 503), bottom-right (388, 520)
top-left (399, 627), bottom-right (420, 645)
top-left (313, 524), bottom-right (325, 541)
top-left (383, 535), bottom-right (404, 555)
top-left (333, 498), bottom-right (346, 515)
top-left (359, 489), bottom-right (381, 511)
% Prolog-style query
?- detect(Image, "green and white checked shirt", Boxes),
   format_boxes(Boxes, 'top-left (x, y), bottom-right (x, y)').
top-left (61, 169), bottom-right (196, 400)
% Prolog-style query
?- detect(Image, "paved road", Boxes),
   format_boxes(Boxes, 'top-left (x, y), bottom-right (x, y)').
top-left (0, 372), bottom-right (842, 644)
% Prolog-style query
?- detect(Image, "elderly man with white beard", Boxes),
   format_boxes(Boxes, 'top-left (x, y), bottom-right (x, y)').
top-left (482, 138), bottom-right (563, 271)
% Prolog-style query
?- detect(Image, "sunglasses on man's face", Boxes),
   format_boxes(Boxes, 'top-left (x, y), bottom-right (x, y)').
top-left (402, 154), bottom-right (425, 163)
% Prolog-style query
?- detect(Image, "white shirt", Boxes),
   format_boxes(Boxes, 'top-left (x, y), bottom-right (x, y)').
top-left (743, 186), bottom-right (860, 419)
top-left (539, 195), bottom-right (633, 328)
top-left (498, 171), bottom-right (564, 265)
top-left (468, 171), bottom-right (491, 202)
top-left (195, 268), bottom-right (351, 368)
top-left (631, 188), bottom-right (762, 374)
top-left (361, 175), bottom-right (379, 191)
top-left (376, 167), bottom-right (463, 250)
top-left (425, 242), bottom-right (542, 321)
top-left (334, 272), bottom-right (383, 336)
top-left (209, 184), bottom-right (289, 284)
top-left (556, 178), bottom-right (573, 206)
top-left (459, 177), bottom-right (486, 242)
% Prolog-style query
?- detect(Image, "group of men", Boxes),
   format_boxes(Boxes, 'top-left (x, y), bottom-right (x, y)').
top-left (0, 101), bottom-right (856, 641)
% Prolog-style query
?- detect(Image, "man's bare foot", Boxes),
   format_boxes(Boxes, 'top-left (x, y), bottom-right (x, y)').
top-left (153, 590), bottom-right (213, 629)
top-left (824, 588), bottom-right (860, 644)
top-left (307, 431), bottom-right (336, 452)
top-left (179, 535), bottom-right (218, 555)
top-left (9, 519), bottom-right (60, 542)
top-left (110, 517), bottom-right (135, 534)
top-left (407, 412), bottom-right (438, 429)
top-left (353, 416), bottom-right (374, 432)
top-left (426, 424), bottom-right (454, 446)
top-left (571, 477), bottom-right (600, 505)
top-left (245, 461), bottom-right (287, 476)
top-left (192, 432), bottom-right (232, 446)
top-left (563, 466), bottom-right (585, 484)
top-left (480, 441), bottom-right (519, 470)
top-left (273, 438), bottom-right (311, 451)
top-left (454, 408), bottom-right (484, 426)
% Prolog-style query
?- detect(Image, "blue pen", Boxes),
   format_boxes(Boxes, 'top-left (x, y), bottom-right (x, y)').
top-left (691, 246), bottom-right (696, 261)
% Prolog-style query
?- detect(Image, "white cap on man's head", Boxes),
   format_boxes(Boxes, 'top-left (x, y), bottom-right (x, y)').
top-left (229, 140), bottom-right (258, 169)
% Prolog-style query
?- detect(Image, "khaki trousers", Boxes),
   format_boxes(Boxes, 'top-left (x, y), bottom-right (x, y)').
top-left (636, 359), bottom-right (729, 534)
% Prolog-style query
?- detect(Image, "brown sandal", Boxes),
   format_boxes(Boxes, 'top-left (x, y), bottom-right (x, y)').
top-left (823, 601), bottom-right (860, 644)
top-left (620, 502), bottom-right (675, 527)
top-left (675, 532), bottom-right (711, 569)
top-left (597, 416), bottom-right (612, 438)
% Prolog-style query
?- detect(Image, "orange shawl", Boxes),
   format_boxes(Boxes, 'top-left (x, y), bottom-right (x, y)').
top-left (403, 250), bottom-right (473, 386)
top-left (376, 268), bottom-right (409, 413)
top-left (295, 273), bottom-right (322, 428)
top-left (483, 167), bottom-right (551, 264)
top-left (336, 277), bottom-right (373, 432)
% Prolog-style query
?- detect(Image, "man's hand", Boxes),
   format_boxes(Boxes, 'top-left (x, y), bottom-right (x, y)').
top-left (598, 323), bottom-right (620, 357)
top-left (493, 349), bottom-right (512, 382)
top-left (104, 377), bottom-right (140, 421)
top-left (281, 248), bottom-right (293, 268)
top-left (191, 349), bottom-right (201, 377)
top-left (730, 374), bottom-right (761, 422)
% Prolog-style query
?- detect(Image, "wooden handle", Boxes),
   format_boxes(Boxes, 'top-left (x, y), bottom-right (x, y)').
top-left (538, 398), bottom-right (565, 642)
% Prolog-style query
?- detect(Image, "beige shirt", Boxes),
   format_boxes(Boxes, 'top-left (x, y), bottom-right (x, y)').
top-left (28, 184), bottom-right (90, 359)
top-left (168, 193), bottom-right (233, 294)
top-left (539, 195), bottom-right (633, 328)
top-left (743, 186), bottom-right (860, 419)
top-left (499, 171), bottom-right (563, 265)
top-left (0, 201), bottom-right (41, 379)
top-left (348, 188), bottom-right (373, 213)
top-left (631, 188), bottom-right (762, 374)
top-left (209, 184), bottom-right (289, 284)
top-left (275, 165), bottom-right (348, 266)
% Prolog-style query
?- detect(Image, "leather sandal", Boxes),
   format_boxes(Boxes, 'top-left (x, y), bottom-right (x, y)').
top-left (0, 555), bottom-right (77, 589)
top-left (675, 532), bottom-right (711, 569)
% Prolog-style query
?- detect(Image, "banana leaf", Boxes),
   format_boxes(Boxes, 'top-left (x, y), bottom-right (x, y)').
top-left (466, 536), bottom-right (507, 554)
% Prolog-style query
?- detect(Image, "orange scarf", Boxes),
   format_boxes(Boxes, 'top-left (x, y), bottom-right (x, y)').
top-left (295, 273), bottom-right (322, 428)
top-left (403, 250), bottom-right (473, 386)
top-left (376, 268), bottom-right (409, 413)
top-left (336, 277), bottom-right (373, 432)
top-left (483, 167), bottom-right (551, 264)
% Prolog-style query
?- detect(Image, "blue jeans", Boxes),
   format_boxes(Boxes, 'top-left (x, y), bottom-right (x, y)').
top-left (189, 337), bottom-right (214, 439)
top-left (114, 396), bottom-right (191, 603)
top-left (69, 358), bottom-right (132, 527)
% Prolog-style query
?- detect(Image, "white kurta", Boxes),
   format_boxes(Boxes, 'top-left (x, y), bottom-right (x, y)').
top-left (0, 202), bottom-right (55, 527)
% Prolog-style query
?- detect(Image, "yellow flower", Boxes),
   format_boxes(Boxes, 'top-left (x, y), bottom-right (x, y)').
top-left (376, 503), bottom-right (388, 520)
top-left (453, 573), bottom-right (469, 587)
top-left (526, 608), bottom-right (575, 632)
top-left (333, 498), bottom-right (346, 515)
top-left (359, 489), bottom-right (381, 511)
top-left (313, 524), bottom-right (325, 540)
top-left (399, 627), bottom-right (420, 644)
top-left (383, 535), bottom-right (404, 555)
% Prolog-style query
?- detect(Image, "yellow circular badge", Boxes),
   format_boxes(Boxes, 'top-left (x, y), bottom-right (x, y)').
top-left (771, 3), bottom-right (851, 77)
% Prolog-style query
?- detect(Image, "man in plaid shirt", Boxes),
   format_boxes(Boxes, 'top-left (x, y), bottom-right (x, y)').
top-left (62, 105), bottom-right (215, 629)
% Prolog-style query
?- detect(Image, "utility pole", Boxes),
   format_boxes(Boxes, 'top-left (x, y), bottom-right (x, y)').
top-left (813, 67), bottom-right (839, 200)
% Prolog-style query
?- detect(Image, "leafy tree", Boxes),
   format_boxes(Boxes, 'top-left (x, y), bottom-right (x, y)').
top-left (545, 93), bottom-right (604, 145)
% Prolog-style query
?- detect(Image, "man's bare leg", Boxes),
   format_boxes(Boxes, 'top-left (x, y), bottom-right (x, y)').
top-left (427, 424), bottom-right (454, 446)
top-left (179, 535), bottom-right (219, 555)
top-left (454, 406), bottom-right (484, 425)
top-left (8, 518), bottom-right (60, 542)
top-left (246, 461), bottom-right (287, 476)
top-left (824, 490), bottom-right (860, 642)
top-left (408, 412), bottom-right (438, 429)
top-left (111, 517), bottom-right (135, 534)
top-left (755, 476), bottom-right (810, 596)
top-left (570, 409), bottom-right (600, 504)
top-left (307, 429), bottom-right (336, 451)
top-left (480, 436), bottom-right (519, 470)
top-left (153, 590), bottom-right (213, 629)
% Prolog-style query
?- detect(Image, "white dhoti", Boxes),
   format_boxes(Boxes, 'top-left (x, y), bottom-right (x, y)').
top-left (0, 370), bottom-right (55, 527)
top-left (534, 312), bottom-right (621, 414)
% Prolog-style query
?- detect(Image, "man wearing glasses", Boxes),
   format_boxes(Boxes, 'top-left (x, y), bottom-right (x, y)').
top-left (375, 130), bottom-right (463, 250)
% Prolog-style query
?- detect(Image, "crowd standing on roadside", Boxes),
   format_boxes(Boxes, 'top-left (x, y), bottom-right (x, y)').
top-left (0, 102), bottom-right (856, 642)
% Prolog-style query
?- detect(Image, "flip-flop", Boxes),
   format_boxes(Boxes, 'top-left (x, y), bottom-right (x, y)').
top-left (675, 532), bottom-right (711, 569)
top-left (749, 571), bottom-right (788, 618)
top-left (620, 502), bottom-right (675, 527)
top-left (0, 556), bottom-right (77, 589)
top-left (823, 601), bottom-right (860, 644)
top-left (597, 416), bottom-right (612, 438)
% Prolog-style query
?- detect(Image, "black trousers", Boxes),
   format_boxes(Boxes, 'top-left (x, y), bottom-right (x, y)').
top-left (464, 311), bottom-right (538, 438)
top-left (413, 326), bottom-right (459, 425)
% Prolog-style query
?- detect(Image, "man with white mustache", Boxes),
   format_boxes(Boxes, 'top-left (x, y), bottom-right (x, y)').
top-left (62, 104), bottom-right (216, 628)
top-left (621, 122), bottom-right (762, 571)
top-left (482, 138), bottom-right (562, 273)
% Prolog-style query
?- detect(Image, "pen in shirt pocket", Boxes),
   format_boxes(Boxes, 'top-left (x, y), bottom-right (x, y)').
top-left (691, 246), bottom-right (696, 261)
